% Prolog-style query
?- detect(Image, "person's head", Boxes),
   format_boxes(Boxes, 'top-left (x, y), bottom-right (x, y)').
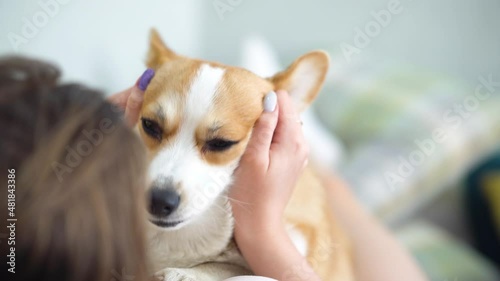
top-left (0, 57), bottom-right (149, 281)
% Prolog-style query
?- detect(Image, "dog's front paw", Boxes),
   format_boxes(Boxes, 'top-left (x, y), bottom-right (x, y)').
top-left (154, 268), bottom-right (197, 281)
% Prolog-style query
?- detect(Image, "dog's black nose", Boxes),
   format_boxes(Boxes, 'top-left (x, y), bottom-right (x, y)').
top-left (149, 188), bottom-right (180, 217)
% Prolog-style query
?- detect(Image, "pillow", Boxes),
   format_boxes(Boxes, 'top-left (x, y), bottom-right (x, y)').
top-left (240, 36), bottom-right (345, 169)
top-left (314, 56), bottom-right (500, 221)
top-left (397, 221), bottom-right (500, 281)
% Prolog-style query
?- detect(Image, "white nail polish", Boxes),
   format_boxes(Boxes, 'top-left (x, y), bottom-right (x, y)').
top-left (263, 91), bottom-right (277, 112)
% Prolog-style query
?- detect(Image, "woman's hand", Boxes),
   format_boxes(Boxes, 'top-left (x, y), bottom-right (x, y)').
top-left (230, 90), bottom-right (308, 231)
top-left (230, 90), bottom-right (320, 281)
top-left (108, 69), bottom-right (154, 126)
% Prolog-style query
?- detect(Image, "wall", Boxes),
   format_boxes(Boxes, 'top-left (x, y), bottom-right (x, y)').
top-left (1, 1), bottom-right (499, 90)
top-left (200, 0), bottom-right (500, 85)
top-left (0, 0), bottom-right (202, 92)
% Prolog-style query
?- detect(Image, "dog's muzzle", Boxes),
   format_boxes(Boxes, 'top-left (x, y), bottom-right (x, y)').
top-left (148, 187), bottom-right (180, 218)
top-left (147, 177), bottom-right (183, 228)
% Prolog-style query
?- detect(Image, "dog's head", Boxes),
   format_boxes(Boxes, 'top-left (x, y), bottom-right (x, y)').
top-left (140, 29), bottom-right (329, 230)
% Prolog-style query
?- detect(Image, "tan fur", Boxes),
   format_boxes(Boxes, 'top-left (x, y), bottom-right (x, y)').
top-left (147, 29), bottom-right (180, 69)
top-left (142, 29), bottom-right (354, 281)
top-left (201, 68), bottom-right (272, 165)
top-left (270, 51), bottom-right (329, 106)
top-left (140, 58), bottom-right (199, 156)
top-left (286, 166), bottom-right (354, 279)
top-left (141, 59), bottom-right (273, 166)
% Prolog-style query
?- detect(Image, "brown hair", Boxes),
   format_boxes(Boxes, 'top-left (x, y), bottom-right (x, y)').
top-left (0, 57), bottom-right (149, 281)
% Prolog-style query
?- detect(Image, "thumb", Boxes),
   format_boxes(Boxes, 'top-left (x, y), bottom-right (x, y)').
top-left (240, 91), bottom-right (278, 168)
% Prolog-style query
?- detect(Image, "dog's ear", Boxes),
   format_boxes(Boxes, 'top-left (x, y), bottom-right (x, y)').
top-left (269, 51), bottom-right (329, 111)
top-left (146, 28), bottom-right (178, 69)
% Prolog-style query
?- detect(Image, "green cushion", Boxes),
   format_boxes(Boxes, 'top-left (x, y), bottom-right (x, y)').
top-left (397, 222), bottom-right (499, 281)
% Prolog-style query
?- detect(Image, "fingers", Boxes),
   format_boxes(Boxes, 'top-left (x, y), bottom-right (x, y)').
top-left (124, 86), bottom-right (145, 126)
top-left (272, 90), bottom-right (301, 145)
top-left (240, 91), bottom-right (279, 169)
top-left (137, 69), bottom-right (155, 91)
top-left (270, 90), bottom-right (309, 167)
top-left (125, 69), bottom-right (154, 126)
top-left (108, 69), bottom-right (155, 127)
top-left (276, 90), bottom-right (299, 125)
top-left (107, 86), bottom-right (133, 110)
top-left (272, 90), bottom-right (305, 146)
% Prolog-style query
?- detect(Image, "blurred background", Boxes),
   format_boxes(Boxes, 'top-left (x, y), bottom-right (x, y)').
top-left (1, 0), bottom-right (499, 280)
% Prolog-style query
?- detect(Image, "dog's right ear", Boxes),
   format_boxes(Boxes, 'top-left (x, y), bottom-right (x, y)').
top-left (146, 28), bottom-right (178, 69)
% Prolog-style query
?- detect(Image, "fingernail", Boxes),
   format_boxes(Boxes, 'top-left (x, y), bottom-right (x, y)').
top-left (263, 91), bottom-right (277, 112)
top-left (137, 68), bottom-right (155, 91)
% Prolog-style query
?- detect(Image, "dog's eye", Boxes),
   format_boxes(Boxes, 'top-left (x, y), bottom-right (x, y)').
top-left (141, 118), bottom-right (162, 141)
top-left (205, 138), bottom-right (238, 152)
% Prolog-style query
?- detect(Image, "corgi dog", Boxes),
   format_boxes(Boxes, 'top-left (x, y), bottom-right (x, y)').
top-left (140, 29), bottom-right (354, 281)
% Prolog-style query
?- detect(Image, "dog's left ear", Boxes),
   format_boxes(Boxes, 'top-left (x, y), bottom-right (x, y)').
top-left (269, 51), bottom-right (329, 112)
top-left (146, 28), bottom-right (179, 69)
